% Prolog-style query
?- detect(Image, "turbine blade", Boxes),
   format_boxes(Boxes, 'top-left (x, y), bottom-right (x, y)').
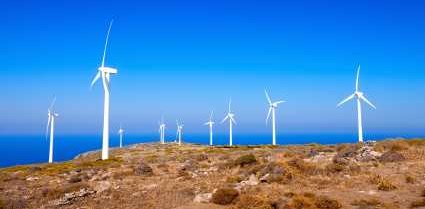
top-left (360, 95), bottom-right (376, 109)
top-left (49, 97), bottom-right (57, 110)
top-left (228, 98), bottom-right (232, 112)
top-left (264, 89), bottom-right (272, 104)
top-left (210, 110), bottom-right (213, 121)
top-left (337, 94), bottom-right (355, 107)
top-left (266, 107), bottom-right (272, 124)
top-left (221, 115), bottom-right (229, 124)
top-left (101, 20), bottom-right (114, 67)
top-left (230, 116), bottom-right (237, 124)
top-left (355, 64), bottom-right (360, 91)
top-left (90, 72), bottom-right (101, 88)
top-left (275, 100), bottom-right (285, 105)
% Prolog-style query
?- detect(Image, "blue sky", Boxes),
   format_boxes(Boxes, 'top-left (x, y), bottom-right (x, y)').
top-left (1, 0), bottom-right (424, 136)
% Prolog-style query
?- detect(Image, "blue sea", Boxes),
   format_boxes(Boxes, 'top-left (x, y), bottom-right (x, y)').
top-left (0, 133), bottom-right (421, 168)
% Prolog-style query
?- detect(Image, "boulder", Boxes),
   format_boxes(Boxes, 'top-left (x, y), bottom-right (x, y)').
top-left (193, 193), bottom-right (212, 203)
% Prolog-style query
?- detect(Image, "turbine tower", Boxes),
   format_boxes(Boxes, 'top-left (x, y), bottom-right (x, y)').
top-left (337, 65), bottom-right (376, 143)
top-left (176, 120), bottom-right (184, 145)
top-left (265, 90), bottom-right (285, 145)
top-left (46, 97), bottom-right (58, 163)
top-left (159, 117), bottom-right (166, 144)
top-left (118, 124), bottom-right (124, 148)
top-left (221, 99), bottom-right (236, 146)
top-left (204, 111), bottom-right (215, 146)
top-left (90, 20), bottom-right (118, 160)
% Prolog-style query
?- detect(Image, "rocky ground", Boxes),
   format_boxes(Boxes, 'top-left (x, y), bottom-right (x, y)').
top-left (0, 139), bottom-right (425, 209)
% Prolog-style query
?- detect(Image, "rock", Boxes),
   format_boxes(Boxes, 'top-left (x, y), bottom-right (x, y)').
top-left (51, 188), bottom-right (95, 206)
top-left (135, 161), bottom-right (154, 176)
top-left (379, 151), bottom-right (406, 162)
top-left (26, 176), bottom-right (39, 181)
top-left (354, 145), bottom-right (381, 162)
top-left (193, 193), bottom-right (212, 203)
top-left (259, 173), bottom-right (270, 182)
top-left (94, 181), bottom-right (112, 193)
top-left (244, 174), bottom-right (259, 186)
top-left (143, 184), bottom-right (158, 190)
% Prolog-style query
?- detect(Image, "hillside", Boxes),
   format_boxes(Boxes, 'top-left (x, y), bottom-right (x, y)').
top-left (0, 139), bottom-right (425, 209)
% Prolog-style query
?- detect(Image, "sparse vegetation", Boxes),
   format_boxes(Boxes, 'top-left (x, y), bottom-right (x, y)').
top-left (0, 139), bottom-right (424, 209)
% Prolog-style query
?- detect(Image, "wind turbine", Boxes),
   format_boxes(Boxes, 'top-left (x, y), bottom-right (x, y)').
top-left (118, 125), bottom-right (124, 148)
top-left (221, 99), bottom-right (236, 146)
top-left (204, 111), bottom-right (215, 146)
top-left (90, 20), bottom-right (118, 160)
top-left (159, 117), bottom-right (166, 144)
top-left (176, 120), bottom-right (184, 145)
top-left (337, 65), bottom-right (376, 143)
top-left (265, 90), bottom-right (285, 145)
top-left (46, 97), bottom-right (58, 163)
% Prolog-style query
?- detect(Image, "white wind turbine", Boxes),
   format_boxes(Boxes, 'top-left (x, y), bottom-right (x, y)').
top-left (118, 125), bottom-right (124, 148)
top-left (158, 117), bottom-right (166, 144)
top-left (337, 65), bottom-right (376, 143)
top-left (90, 20), bottom-right (118, 160)
top-left (265, 90), bottom-right (285, 145)
top-left (46, 97), bottom-right (58, 163)
top-left (204, 111), bottom-right (215, 146)
top-left (221, 99), bottom-right (236, 146)
top-left (176, 120), bottom-right (184, 145)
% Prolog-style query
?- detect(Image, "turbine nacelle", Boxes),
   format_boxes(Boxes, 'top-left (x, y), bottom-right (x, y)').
top-left (354, 91), bottom-right (364, 98)
top-left (98, 66), bottom-right (118, 74)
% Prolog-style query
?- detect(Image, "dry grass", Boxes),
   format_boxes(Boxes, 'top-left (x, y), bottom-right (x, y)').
top-left (370, 175), bottom-right (397, 191)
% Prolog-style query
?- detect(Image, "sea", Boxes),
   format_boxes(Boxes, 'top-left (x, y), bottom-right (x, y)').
top-left (0, 133), bottom-right (421, 168)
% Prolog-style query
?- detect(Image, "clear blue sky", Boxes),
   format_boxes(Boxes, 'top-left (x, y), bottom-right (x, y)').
top-left (1, 0), bottom-right (424, 136)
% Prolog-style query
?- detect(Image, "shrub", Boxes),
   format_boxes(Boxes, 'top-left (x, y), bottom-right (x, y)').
top-left (134, 161), bottom-right (154, 176)
top-left (286, 195), bottom-right (315, 209)
top-left (370, 175), bottom-right (397, 191)
top-left (405, 175), bottom-right (416, 184)
top-left (235, 194), bottom-right (274, 209)
top-left (377, 178), bottom-right (397, 191)
top-left (410, 199), bottom-right (425, 208)
top-left (233, 154), bottom-right (257, 167)
top-left (68, 175), bottom-right (82, 183)
top-left (211, 187), bottom-right (239, 205)
top-left (315, 196), bottom-right (342, 209)
top-left (379, 151), bottom-right (406, 163)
